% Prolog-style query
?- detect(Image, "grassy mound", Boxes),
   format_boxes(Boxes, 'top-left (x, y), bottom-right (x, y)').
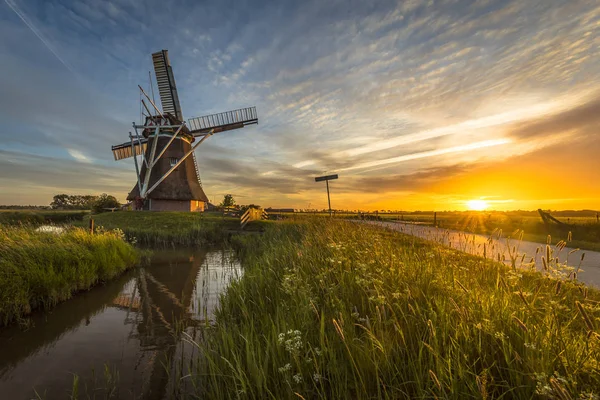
top-left (0, 225), bottom-right (138, 326)
top-left (193, 219), bottom-right (600, 399)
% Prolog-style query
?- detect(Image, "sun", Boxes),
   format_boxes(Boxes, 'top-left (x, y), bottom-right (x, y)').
top-left (466, 199), bottom-right (488, 211)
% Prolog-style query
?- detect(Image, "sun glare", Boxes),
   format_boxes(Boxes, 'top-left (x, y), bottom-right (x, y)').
top-left (466, 199), bottom-right (488, 211)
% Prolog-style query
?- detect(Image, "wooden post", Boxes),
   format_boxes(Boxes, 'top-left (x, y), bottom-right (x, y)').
top-left (89, 218), bottom-right (94, 235)
top-left (433, 212), bottom-right (437, 227)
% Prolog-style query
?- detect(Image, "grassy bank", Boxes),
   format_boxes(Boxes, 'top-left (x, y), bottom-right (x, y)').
top-left (191, 219), bottom-right (600, 399)
top-left (0, 225), bottom-right (138, 326)
top-left (0, 209), bottom-right (88, 225)
top-left (88, 211), bottom-right (265, 247)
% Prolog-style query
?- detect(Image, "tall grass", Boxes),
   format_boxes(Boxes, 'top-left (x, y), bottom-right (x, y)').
top-left (89, 212), bottom-right (265, 247)
top-left (188, 219), bottom-right (600, 399)
top-left (0, 225), bottom-right (138, 326)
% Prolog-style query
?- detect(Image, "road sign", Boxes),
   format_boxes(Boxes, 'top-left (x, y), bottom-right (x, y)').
top-left (314, 174), bottom-right (339, 216)
top-left (315, 174), bottom-right (338, 182)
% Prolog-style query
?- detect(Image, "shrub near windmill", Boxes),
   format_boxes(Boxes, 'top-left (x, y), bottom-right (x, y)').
top-left (111, 50), bottom-right (258, 212)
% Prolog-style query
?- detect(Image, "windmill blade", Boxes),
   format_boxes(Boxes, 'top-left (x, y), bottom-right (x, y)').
top-left (188, 106), bottom-right (258, 136)
top-left (111, 139), bottom-right (147, 160)
top-left (152, 50), bottom-right (183, 121)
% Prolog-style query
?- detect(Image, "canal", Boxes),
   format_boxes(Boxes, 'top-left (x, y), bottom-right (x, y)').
top-left (0, 248), bottom-right (241, 399)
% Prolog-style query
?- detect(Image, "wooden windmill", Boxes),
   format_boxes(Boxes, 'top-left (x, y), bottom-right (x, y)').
top-left (111, 50), bottom-right (258, 211)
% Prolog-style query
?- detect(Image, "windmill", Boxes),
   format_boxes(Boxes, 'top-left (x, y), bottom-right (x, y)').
top-left (111, 50), bottom-right (258, 211)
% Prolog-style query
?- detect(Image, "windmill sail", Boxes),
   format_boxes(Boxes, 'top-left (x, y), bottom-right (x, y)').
top-left (111, 139), bottom-right (147, 160)
top-left (152, 50), bottom-right (183, 121)
top-left (188, 106), bottom-right (258, 135)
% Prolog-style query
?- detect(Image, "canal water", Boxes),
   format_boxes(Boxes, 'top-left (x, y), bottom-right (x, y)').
top-left (0, 248), bottom-right (242, 399)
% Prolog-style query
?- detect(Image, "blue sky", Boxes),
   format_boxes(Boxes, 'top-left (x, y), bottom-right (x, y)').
top-left (1, 0), bottom-right (599, 210)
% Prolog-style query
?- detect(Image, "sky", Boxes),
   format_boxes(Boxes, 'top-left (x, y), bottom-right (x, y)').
top-left (0, 0), bottom-right (599, 211)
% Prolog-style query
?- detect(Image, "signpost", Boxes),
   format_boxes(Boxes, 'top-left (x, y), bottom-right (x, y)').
top-left (314, 174), bottom-right (338, 217)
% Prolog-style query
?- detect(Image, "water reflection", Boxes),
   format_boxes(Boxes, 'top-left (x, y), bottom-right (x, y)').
top-left (0, 248), bottom-right (241, 399)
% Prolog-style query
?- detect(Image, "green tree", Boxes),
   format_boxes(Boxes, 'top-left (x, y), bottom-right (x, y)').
top-left (92, 194), bottom-right (120, 213)
top-left (50, 194), bottom-right (71, 209)
top-left (220, 194), bottom-right (236, 208)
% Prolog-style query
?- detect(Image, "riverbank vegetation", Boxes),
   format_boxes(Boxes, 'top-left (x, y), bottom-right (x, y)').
top-left (0, 209), bottom-right (88, 225)
top-left (191, 219), bottom-right (600, 399)
top-left (0, 225), bottom-right (138, 326)
top-left (89, 211), bottom-right (266, 247)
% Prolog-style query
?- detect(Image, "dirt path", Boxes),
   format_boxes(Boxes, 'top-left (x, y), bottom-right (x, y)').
top-left (365, 221), bottom-right (600, 288)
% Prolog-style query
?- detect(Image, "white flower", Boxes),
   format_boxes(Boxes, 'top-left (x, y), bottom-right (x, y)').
top-left (313, 373), bottom-right (322, 382)
top-left (293, 374), bottom-right (303, 383)
top-left (278, 363), bottom-right (292, 373)
top-left (524, 342), bottom-right (537, 350)
top-left (278, 330), bottom-right (303, 353)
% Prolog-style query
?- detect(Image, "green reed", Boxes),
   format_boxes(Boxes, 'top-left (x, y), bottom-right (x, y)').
top-left (0, 225), bottom-right (138, 326)
top-left (187, 218), bottom-right (600, 399)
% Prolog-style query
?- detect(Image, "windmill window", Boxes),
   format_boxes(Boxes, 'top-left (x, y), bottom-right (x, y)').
top-left (169, 157), bottom-right (179, 167)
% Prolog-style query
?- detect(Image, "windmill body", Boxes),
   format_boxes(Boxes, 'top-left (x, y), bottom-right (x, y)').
top-left (111, 50), bottom-right (258, 211)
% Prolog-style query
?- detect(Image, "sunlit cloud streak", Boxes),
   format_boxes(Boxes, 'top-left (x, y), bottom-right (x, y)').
top-left (341, 139), bottom-right (512, 172)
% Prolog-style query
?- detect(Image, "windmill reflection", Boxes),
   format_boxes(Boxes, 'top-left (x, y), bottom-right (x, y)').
top-left (109, 249), bottom-right (241, 399)
top-left (0, 248), bottom-right (241, 400)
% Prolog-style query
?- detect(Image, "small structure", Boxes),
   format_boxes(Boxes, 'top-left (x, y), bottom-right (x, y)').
top-left (111, 50), bottom-right (258, 211)
top-left (240, 207), bottom-right (269, 229)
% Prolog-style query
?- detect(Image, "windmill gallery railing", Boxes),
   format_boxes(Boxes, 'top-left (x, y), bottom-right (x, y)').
top-left (188, 107), bottom-right (258, 134)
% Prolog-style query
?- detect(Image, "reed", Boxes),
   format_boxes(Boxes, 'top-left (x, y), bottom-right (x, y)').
top-left (0, 225), bottom-right (138, 326)
top-left (187, 218), bottom-right (600, 399)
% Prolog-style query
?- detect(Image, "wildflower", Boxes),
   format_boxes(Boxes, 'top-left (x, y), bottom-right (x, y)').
top-left (524, 342), bottom-right (537, 350)
top-left (313, 373), bottom-right (322, 383)
top-left (293, 373), bottom-right (303, 384)
top-left (278, 363), bottom-right (292, 373)
top-left (278, 330), bottom-right (303, 353)
top-left (494, 332), bottom-right (508, 340)
top-left (313, 347), bottom-right (322, 356)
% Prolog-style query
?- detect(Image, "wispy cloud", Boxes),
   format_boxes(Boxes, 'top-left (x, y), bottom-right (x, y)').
top-left (341, 139), bottom-right (512, 172)
top-left (67, 148), bottom-right (92, 163)
top-left (1, 0), bottom-right (599, 209)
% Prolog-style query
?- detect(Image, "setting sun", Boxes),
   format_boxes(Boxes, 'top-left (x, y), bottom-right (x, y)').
top-left (466, 199), bottom-right (488, 211)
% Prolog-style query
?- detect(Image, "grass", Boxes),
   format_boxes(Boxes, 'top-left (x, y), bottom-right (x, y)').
top-left (0, 225), bottom-right (138, 326)
top-left (277, 211), bottom-right (600, 251)
top-left (86, 211), bottom-right (267, 247)
top-left (0, 209), bottom-right (88, 225)
top-left (186, 218), bottom-right (600, 399)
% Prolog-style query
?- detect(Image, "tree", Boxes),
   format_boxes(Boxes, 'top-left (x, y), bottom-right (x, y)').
top-left (220, 194), bottom-right (236, 208)
top-left (50, 194), bottom-right (70, 209)
top-left (92, 194), bottom-right (120, 213)
top-left (50, 194), bottom-right (99, 210)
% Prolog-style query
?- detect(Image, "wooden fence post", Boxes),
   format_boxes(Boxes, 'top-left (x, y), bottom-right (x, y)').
top-left (89, 218), bottom-right (94, 235)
